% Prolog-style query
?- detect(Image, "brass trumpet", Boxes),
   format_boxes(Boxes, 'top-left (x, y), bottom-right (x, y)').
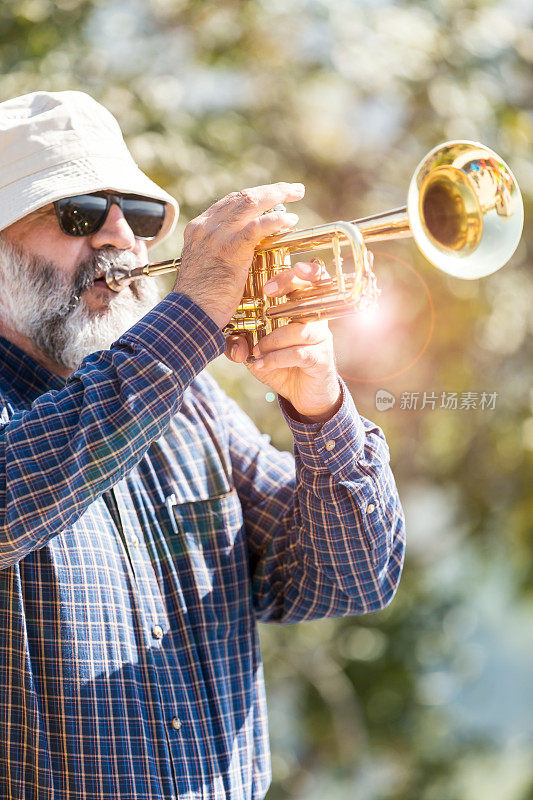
top-left (106, 140), bottom-right (523, 350)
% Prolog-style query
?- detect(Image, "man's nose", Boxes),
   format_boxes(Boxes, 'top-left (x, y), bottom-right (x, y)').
top-left (89, 201), bottom-right (136, 250)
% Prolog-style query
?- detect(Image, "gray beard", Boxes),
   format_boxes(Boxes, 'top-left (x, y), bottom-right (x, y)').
top-left (0, 238), bottom-right (161, 370)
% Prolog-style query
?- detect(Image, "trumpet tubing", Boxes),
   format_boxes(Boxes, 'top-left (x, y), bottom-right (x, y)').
top-left (106, 140), bottom-right (523, 350)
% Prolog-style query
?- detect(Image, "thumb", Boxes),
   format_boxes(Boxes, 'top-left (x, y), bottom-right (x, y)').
top-left (224, 335), bottom-right (250, 363)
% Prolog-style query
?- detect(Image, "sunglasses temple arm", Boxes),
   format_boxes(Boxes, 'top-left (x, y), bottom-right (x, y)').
top-left (105, 257), bottom-right (182, 292)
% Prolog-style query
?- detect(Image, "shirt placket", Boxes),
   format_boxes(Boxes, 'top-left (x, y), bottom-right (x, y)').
top-left (104, 478), bottom-right (185, 800)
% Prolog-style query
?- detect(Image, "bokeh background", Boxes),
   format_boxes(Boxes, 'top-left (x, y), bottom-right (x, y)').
top-left (1, 0), bottom-right (532, 797)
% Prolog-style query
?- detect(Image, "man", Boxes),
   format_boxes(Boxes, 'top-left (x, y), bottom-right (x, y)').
top-left (0, 91), bottom-right (405, 799)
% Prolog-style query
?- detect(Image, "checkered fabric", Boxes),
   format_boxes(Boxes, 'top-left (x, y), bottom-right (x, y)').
top-left (0, 291), bottom-right (405, 799)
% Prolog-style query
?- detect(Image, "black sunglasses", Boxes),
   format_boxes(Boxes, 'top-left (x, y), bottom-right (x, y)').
top-left (53, 191), bottom-right (166, 240)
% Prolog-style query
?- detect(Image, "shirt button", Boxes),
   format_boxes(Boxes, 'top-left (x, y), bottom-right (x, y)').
top-left (152, 625), bottom-right (164, 639)
top-left (366, 503), bottom-right (376, 514)
top-left (325, 439), bottom-right (336, 451)
top-left (129, 534), bottom-right (140, 548)
top-left (171, 717), bottom-right (182, 730)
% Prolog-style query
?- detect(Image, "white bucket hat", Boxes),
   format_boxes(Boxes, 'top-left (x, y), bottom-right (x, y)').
top-left (0, 90), bottom-right (178, 247)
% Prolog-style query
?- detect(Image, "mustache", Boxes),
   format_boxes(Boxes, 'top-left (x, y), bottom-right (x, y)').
top-left (58, 248), bottom-right (142, 316)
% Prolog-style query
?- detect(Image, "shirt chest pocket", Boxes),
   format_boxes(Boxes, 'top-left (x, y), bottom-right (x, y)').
top-left (165, 489), bottom-right (253, 630)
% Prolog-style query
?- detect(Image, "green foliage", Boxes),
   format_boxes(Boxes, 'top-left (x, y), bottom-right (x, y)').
top-left (1, 1), bottom-right (532, 797)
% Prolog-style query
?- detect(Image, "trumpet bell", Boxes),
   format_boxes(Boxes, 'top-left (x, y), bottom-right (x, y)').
top-left (408, 140), bottom-right (524, 280)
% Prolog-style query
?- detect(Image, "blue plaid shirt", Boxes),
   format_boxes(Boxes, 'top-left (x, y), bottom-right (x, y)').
top-left (0, 291), bottom-right (405, 800)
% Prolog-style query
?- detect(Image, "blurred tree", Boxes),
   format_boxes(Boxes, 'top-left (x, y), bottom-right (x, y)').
top-left (1, 0), bottom-right (532, 797)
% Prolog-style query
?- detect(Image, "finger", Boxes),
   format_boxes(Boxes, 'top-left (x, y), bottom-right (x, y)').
top-left (208, 182), bottom-right (305, 228)
top-left (262, 260), bottom-right (329, 297)
top-left (250, 343), bottom-right (326, 373)
top-left (240, 209), bottom-right (299, 245)
top-left (224, 335), bottom-right (250, 363)
top-left (251, 321), bottom-right (331, 358)
top-left (293, 259), bottom-right (329, 281)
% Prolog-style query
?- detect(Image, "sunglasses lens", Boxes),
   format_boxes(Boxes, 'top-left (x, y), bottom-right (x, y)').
top-left (122, 197), bottom-right (166, 239)
top-left (56, 194), bottom-right (108, 236)
top-left (55, 193), bottom-right (166, 239)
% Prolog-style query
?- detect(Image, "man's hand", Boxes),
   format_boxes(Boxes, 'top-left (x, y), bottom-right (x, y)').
top-left (173, 182), bottom-right (304, 329)
top-left (226, 259), bottom-right (342, 422)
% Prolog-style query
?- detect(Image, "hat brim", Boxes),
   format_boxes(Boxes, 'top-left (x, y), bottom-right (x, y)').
top-left (0, 155), bottom-right (178, 248)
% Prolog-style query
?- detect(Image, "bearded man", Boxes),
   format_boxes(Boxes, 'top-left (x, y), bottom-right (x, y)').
top-left (0, 91), bottom-right (405, 800)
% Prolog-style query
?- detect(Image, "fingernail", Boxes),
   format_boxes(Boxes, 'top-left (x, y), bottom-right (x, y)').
top-left (292, 183), bottom-right (305, 192)
top-left (299, 263), bottom-right (313, 275)
top-left (263, 279), bottom-right (278, 294)
top-left (254, 358), bottom-right (265, 369)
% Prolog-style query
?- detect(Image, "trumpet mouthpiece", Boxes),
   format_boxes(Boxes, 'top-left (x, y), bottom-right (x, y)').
top-left (105, 266), bottom-right (137, 292)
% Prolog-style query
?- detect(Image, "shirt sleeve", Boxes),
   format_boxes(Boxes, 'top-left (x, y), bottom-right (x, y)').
top-left (0, 292), bottom-right (226, 570)
top-left (222, 375), bottom-right (406, 623)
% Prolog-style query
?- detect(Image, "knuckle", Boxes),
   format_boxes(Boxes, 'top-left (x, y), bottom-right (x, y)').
top-left (297, 346), bottom-right (316, 365)
top-left (241, 219), bottom-right (260, 242)
top-left (299, 323), bottom-right (315, 344)
top-left (184, 219), bottom-right (200, 239)
top-left (236, 190), bottom-right (259, 209)
top-left (302, 322), bottom-right (325, 345)
top-left (260, 211), bottom-right (285, 234)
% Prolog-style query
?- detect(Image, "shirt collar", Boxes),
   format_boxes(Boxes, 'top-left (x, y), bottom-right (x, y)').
top-left (0, 334), bottom-right (66, 406)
